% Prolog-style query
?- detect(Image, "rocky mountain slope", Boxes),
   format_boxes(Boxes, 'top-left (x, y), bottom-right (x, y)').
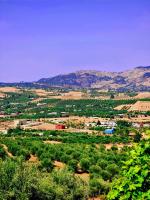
top-left (37, 66), bottom-right (150, 91)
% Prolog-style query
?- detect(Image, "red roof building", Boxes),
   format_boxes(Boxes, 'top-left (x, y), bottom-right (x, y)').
top-left (55, 124), bottom-right (66, 130)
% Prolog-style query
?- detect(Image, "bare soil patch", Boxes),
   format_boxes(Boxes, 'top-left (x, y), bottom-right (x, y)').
top-left (0, 92), bottom-right (5, 98)
top-left (54, 161), bottom-right (65, 169)
top-left (30, 89), bottom-right (54, 97)
top-left (115, 101), bottom-right (150, 112)
top-left (104, 143), bottom-right (132, 150)
top-left (134, 92), bottom-right (150, 99)
top-left (0, 87), bottom-right (20, 93)
top-left (0, 120), bottom-right (17, 131)
top-left (128, 101), bottom-right (150, 112)
top-left (61, 91), bottom-right (88, 100)
top-left (1, 144), bottom-right (14, 158)
top-left (23, 123), bottom-right (56, 131)
top-left (28, 154), bottom-right (39, 162)
top-left (44, 140), bottom-right (62, 144)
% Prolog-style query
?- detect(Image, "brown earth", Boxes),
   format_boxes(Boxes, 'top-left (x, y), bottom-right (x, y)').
top-left (115, 101), bottom-right (150, 112)
top-left (0, 120), bottom-right (17, 131)
top-left (28, 154), bottom-right (39, 162)
top-left (128, 101), bottom-right (150, 112)
top-left (61, 91), bottom-right (88, 100)
top-left (1, 144), bottom-right (14, 158)
top-left (0, 87), bottom-right (21, 93)
top-left (30, 89), bottom-right (54, 97)
top-left (103, 143), bottom-right (132, 150)
top-left (44, 140), bottom-right (62, 144)
top-left (23, 123), bottom-right (56, 130)
top-left (134, 92), bottom-right (150, 99)
top-left (54, 161), bottom-right (65, 169)
top-left (114, 104), bottom-right (132, 111)
top-left (0, 92), bottom-right (6, 98)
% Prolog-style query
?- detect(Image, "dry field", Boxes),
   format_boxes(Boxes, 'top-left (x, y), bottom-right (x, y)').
top-left (22, 122), bottom-right (56, 131)
top-left (0, 87), bottom-right (21, 93)
top-left (30, 89), bottom-right (55, 97)
top-left (114, 92), bottom-right (150, 100)
top-left (114, 104), bottom-right (132, 111)
top-left (134, 92), bottom-right (150, 99)
top-left (60, 91), bottom-right (88, 100)
top-left (128, 101), bottom-right (150, 112)
top-left (0, 120), bottom-right (17, 131)
top-left (115, 101), bottom-right (150, 112)
top-left (44, 116), bottom-right (108, 123)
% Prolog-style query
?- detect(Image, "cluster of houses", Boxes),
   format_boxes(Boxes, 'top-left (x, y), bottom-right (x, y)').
top-left (85, 120), bottom-right (117, 128)
top-left (85, 120), bottom-right (150, 134)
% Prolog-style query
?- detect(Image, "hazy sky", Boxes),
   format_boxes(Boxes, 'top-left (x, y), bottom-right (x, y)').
top-left (0, 0), bottom-right (150, 82)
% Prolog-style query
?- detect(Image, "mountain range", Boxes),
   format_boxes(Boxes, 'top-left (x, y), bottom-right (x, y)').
top-left (37, 66), bottom-right (150, 91)
top-left (1, 66), bottom-right (150, 92)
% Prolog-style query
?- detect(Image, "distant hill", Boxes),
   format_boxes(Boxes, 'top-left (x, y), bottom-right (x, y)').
top-left (37, 66), bottom-right (150, 91)
top-left (0, 66), bottom-right (150, 91)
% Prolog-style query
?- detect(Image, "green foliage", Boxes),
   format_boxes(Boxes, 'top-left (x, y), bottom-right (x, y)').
top-left (0, 94), bottom-right (138, 118)
top-left (40, 158), bottom-right (53, 172)
top-left (90, 178), bottom-right (110, 197)
top-left (0, 159), bottom-right (89, 200)
top-left (80, 158), bottom-right (90, 172)
top-left (134, 132), bottom-right (142, 143)
top-left (107, 140), bottom-right (150, 200)
top-left (0, 134), bottom-right (128, 198)
top-left (0, 158), bottom-right (39, 200)
top-left (0, 146), bottom-right (7, 159)
top-left (117, 120), bottom-right (132, 128)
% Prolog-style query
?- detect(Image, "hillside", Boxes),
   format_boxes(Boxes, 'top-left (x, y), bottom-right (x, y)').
top-left (115, 101), bottom-right (150, 112)
top-left (0, 66), bottom-right (150, 91)
top-left (37, 66), bottom-right (150, 91)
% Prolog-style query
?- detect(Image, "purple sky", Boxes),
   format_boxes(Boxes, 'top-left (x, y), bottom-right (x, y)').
top-left (0, 0), bottom-right (150, 82)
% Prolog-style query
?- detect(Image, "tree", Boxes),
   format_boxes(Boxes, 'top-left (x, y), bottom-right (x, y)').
top-left (0, 158), bottom-right (39, 200)
top-left (68, 159), bottom-right (78, 172)
top-left (0, 146), bottom-right (7, 159)
top-left (117, 120), bottom-right (131, 128)
top-left (40, 158), bottom-right (53, 172)
top-left (110, 94), bottom-right (115, 99)
top-left (80, 158), bottom-right (90, 172)
top-left (107, 140), bottom-right (150, 200)
top-left (90, 178), bottom-right (110, 197)
top-left (134, 132), bottom-right (142, 143)
top-left (89, 165), bottom-right (102, 175)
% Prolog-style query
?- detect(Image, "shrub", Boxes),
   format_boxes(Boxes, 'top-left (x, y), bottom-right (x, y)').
top-left (107, 140), bottom-right (150, 200)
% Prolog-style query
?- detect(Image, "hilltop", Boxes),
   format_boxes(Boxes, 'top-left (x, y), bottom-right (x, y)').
top-left (37, 66), bottom-right (150, 91)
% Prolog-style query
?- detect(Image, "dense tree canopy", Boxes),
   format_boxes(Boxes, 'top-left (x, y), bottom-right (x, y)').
top-left (107, 139), bottom-right (150, 200)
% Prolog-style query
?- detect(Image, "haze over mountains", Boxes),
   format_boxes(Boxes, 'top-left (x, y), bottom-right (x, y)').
top-left (1, 66), bottom-right (150, 92)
